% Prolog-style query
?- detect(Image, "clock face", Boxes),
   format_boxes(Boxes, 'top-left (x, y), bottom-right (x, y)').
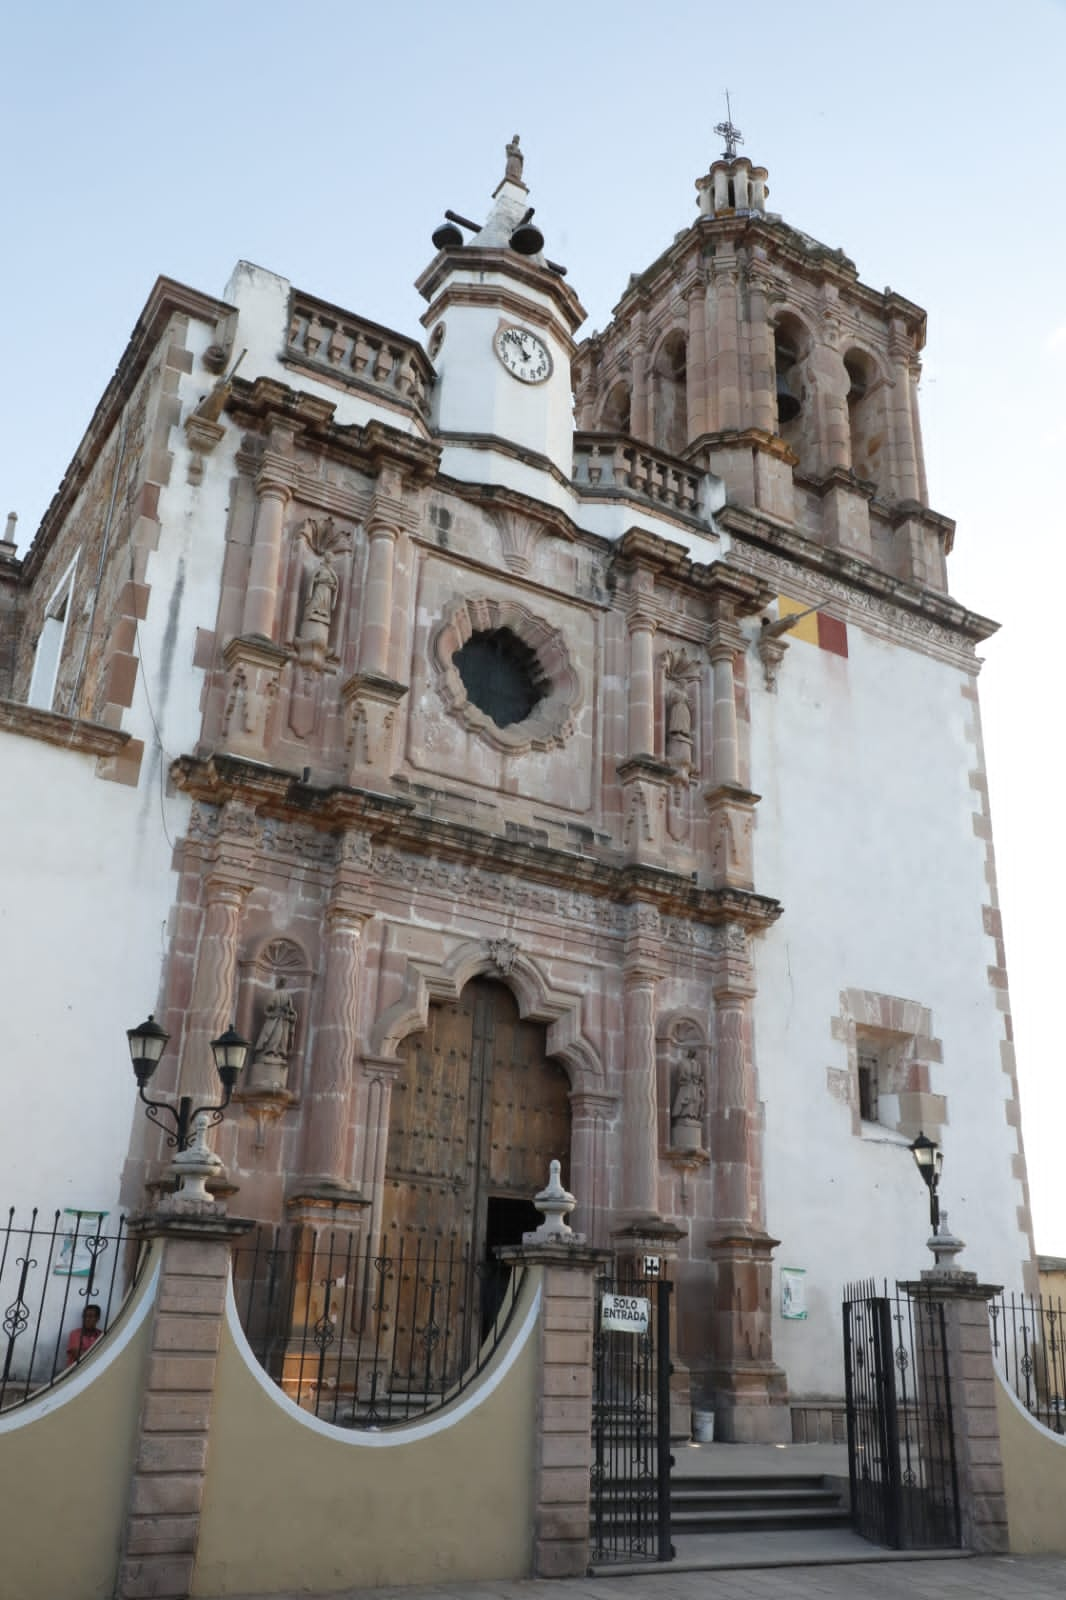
top-left (494, 325), bottom-right (552, 384)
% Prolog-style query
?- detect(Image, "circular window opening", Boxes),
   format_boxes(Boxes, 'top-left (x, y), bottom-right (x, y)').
top-left (452, 627), bottom-right (548, 729)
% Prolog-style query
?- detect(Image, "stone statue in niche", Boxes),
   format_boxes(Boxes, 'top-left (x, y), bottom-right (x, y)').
top-left (253, 980), bottom-right (298, 1071)
top-left (671, 1048), bottom-right (705, 1152)
top-left (662, 648), bottom-right (699, 773)
top-left (300, 551), bottom-right (338, 637)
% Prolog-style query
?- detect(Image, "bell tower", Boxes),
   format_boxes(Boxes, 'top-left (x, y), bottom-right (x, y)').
top-left (416, 137), bottom-right (586, 489)
top-left (574, 118), bottom-right (947, 592)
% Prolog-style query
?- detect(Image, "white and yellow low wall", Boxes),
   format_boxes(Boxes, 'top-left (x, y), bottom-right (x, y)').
top-left (0, 1256), bottom-right (159, 1600)
top-left (996, 1369), bottom-right (1066, 1554)
top-left (191, 1272), bottom-right (541, 1595)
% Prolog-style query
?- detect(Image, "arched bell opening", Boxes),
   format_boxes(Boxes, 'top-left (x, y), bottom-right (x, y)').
top-left (652, 330), bottom-right (688, 455)
top-left (843, 346), bottom-right (887, 493)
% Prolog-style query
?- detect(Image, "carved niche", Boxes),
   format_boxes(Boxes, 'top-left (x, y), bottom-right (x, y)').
top-left (657, 1015), bottom-right (710, 1156)
top-left (238, 938), bottom-right (314, 1103)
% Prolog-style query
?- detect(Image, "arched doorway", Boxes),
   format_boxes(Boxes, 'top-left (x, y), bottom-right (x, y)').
top-left (383, 976), bottom-right (571, 1297)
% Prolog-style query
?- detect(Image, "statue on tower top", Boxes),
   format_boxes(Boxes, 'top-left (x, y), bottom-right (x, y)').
top-left (505, 134), bottom-right (524, 184)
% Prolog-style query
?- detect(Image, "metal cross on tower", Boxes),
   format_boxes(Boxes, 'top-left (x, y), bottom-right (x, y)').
top-left (714, 91), bottom-right (744, 161)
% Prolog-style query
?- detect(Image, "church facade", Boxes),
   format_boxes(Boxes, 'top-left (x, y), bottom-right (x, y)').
top-left (0, 135), bottom-right (1034, 1439)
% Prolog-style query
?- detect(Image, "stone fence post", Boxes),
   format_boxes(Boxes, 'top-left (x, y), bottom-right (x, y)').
top-left (900, 1264), bottom-right (1009, 1554)
top-left (115, 1199), bottom-right (253, 1600)
top-left (500, 1237), bottom-right (610, 1577)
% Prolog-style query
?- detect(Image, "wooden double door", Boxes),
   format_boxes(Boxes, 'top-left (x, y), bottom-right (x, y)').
top-left (383, 977), bottom-right (572, 1260)
top-left (379, 979), bottom-right (571, 1386)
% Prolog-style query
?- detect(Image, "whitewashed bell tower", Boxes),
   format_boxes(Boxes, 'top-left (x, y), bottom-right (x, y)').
top-left (415, 137), bottom-right (585, 488)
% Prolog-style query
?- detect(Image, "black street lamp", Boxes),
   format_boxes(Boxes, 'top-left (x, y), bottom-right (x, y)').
top-left (127, 1014), bottom-right (251, 1151)
top-left (909, 1130), bottom-right (944, 1234)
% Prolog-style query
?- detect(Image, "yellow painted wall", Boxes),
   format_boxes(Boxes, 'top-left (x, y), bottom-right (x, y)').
top-left (193, 1270), bottom-right (541, 1596)
top-left (0, 1253), bottom-right (157, 1600)
top-left (996, 1370), bottom-right (1066, 1553)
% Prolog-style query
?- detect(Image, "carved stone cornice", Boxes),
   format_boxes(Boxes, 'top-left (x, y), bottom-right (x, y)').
top-left (170, 752), bottom-right (783, 933)
top-left (227, 380), bottom-right (442, 489)
top-left (719, 505), bottom-right (995, 658)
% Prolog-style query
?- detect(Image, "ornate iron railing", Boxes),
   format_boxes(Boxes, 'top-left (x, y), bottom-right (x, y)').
top-left (989, 1290), bottom-right (1066, 1433)
top-left (231, 1227), bottom-right (527, 1427)
top-left (843, 1279), bottom-right (960, 1550)
top-left (0, 1207), bottom-right (136, 1410)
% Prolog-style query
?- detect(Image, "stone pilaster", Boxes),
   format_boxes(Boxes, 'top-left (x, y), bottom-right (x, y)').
top-left (625, 607), bottom-right (656, 759)
top-left (178, 869), bottom-right (250, 1108)
top-left (746, 267), bottom-right (777, 436)
top-left (707, 616), bottom-right (743, 789)
top-left (359, 521), bottom-right (399, 678)
top-left (243, 425), bottom-right (297, 640)
top-left (900, 1268), bottom-right (1010, 1554)
top-left (706, 941), bottom-right (789, 1441)
top-left (888, 322), bottom-right (921, 503)
top-left (618, 916), bottom-right (664, 1226)
top-left (295, 903), bottom-right (372, 1198)
top-left (115, 1203), bottom-right (254, 1600)
top-left (498, 1240), bottom-right (610, 1578)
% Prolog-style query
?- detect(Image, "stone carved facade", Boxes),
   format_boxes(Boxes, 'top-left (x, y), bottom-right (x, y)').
top-left (4, 137), bottom-right (1033, 1450)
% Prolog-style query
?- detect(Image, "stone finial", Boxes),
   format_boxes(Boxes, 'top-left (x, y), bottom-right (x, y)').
top-left (3, 511), bottom-right (16, 545)
top-left (505, 133), bottom-right (524, 184)
top-left (928, 1210), bottom-right (966, 1269)
top-left (523, 1159), bottom-right (582, 1243)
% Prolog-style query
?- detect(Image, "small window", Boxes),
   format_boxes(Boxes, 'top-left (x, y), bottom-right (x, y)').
top-left (27, 556), bottom-right (78, 711)
top-left (452, 628), bottom-right (548, 729)
top-left (857, 1042), bottom-right (881, 1123)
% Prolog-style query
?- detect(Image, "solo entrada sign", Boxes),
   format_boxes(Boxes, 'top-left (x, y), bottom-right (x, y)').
top-left (601, 1293), bottom-right (650, 1334)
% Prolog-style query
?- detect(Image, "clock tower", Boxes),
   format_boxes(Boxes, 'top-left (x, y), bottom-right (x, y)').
top-left (416, 137), bottom-right (586, 493)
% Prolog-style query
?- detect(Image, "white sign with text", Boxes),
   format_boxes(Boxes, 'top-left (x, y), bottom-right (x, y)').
top-left (601, 1293), bottom-right (650, 1334)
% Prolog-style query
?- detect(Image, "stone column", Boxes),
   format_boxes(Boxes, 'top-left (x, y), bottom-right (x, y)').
top-left (620, 957), bottom-right (661, 1223)
top-left (630, 314), bottom-right (649, 440)
top-left (243, 430), bottom-right (296, 640)
top-left (296, 904), bottom-right (372, 1196)
top-left (746, 269), bottom-right (777, 436)
top-left (706, 942), bottom-right (790, 1442)
top-left (712, 257), bottom-right (741, 431)
top-left (497, 1239), bottom-right (610, 1578)
top-left (708, 617), bottom-right (743, 789)
top-left (359, 520), bottom-right (399, 678)
top-left (178, 873), bottom-right (250, 1107)
top-left (685, 279), bottom-right (710, 439)
top-left (115, 1203), bottom-right (254, 1600)
top-left (568, 1091), bottom-right (617, 1245)
top-left (888, 324), bottom-right (921, 503)
top-left (626, 609), bottom-right (656, 759)
top-left (899, 1267), bottom-right (1010, 1553)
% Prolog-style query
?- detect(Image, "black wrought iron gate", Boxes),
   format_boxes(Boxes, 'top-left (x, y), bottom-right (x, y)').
top-left (842, 1280), bottom-right (961, 1549)
top-left (590, 1266), bottom-right (673, 1564)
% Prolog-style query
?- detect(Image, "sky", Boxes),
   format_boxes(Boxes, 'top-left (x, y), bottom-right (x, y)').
top-left (3, 1), bottom-right (1064, 1252)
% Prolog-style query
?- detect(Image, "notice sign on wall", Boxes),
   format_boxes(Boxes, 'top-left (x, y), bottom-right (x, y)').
top-left (601, 1293), bottom-right (650, 1334)
top-left (781, 1267), bottom-right (808, 1321)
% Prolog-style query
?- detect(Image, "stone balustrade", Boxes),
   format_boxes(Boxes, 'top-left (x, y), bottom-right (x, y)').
top-left (572, 433), bottom-right (707, 521)
top-left (286, 294), bottom-right (434, 419)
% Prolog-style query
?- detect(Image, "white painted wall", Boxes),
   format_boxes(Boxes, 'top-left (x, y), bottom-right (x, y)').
top-left (748, 621), bottom-right (1028, 1394)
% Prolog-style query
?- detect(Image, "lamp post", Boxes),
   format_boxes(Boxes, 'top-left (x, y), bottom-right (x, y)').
top-left (909, 1130), bottom-right (943, 1234)
top-left (909, 1129), bottom-right (964, 1268)
top-left (127, 1014), bottom-right (250, 1200)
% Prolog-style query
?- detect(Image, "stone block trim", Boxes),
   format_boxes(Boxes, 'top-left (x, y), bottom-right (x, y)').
top-left (115, 1210), bottom-right (253, 1600)
top-left (961, 680), bottom-right (1037, 1295)
top-left (829, 986), bottom-right (943, 1139)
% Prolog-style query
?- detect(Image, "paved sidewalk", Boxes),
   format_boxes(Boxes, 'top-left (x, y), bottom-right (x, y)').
top-left (211, 1556), bottom-right (1066, 1600)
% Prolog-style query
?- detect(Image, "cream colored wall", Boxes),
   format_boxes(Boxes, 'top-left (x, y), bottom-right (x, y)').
top-left (0, 1255), bottom-right (157, 1600)
top-left (996, 1369), bottom-right (1066, 1553)
top-left (192, 1271), bottom-right (541, 1596)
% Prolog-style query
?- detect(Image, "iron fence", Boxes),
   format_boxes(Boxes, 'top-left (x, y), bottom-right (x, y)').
top-left (989, 1290), bottom-right (1066, 1433)
top-left (0, 1207), bottom-right (137, 1411)
top-left (231, 1227), bottom-right (527, 1427)
top-left (843, 1278), bottom-right (960, 1550)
